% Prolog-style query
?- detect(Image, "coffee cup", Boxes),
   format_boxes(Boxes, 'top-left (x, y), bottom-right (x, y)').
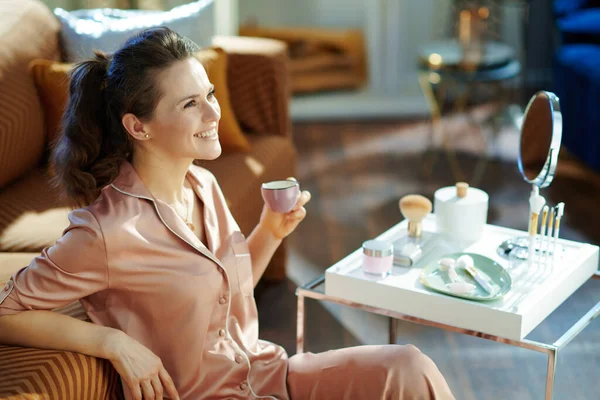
top-left (261, 179), bottom-right (300, 213)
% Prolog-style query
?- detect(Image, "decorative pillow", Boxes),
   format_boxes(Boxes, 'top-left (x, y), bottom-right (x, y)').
top-left (29, 60), bottom-right (71, 145)
top-left (54, 0), bottom-right (214, 61)
top-left (29, 47), bottom-right (250, 153)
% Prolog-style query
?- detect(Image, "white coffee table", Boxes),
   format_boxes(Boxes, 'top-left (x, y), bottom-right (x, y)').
top-left (295, 215), bottom-right (599, 400)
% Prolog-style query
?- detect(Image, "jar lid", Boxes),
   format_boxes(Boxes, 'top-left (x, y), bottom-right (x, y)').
top-left (434, 184), bottom-right (488, 206)
top-left (362, 240), bottom-right (393, 257)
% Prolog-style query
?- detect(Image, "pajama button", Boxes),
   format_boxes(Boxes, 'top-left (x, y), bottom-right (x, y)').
top-left (235, 354), bottom-right (244, 364)
top-left (219, 296), bottom-right (227, 305)
top-left (218, 329), bottom-right (226, 338)
top-left (239, 381), bottom-right (248, 391)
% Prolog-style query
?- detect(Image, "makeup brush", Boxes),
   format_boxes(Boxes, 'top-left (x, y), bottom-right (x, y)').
top-left (528, 188), bottom-right (546, 267)
top-left (539, 205), bottom-right (549, 265)
top-left (546, 207), bottom-right (555, 264)
top-left (551, 202), bottom-right (565, 265)
top-left (399, 195), bottom-right (432, 238)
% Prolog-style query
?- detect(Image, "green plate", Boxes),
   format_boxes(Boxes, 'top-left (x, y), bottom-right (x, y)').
top-left (420, 252), bottom-right (512, 301)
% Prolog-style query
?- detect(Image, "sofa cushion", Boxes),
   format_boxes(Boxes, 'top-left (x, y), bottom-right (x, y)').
top-left (554, 44), bottom-right (600, 172)
top-left (197, 134), bottom-right (297, 235)
top-left (28, 46), bottom-right (250, 154)
top-left (556, 44), bottom-right (600, 83)
top-left (557, 8), bottom-right (600, 37)
top-left (0, 0), bottom-right (61, 189)
top-left (0, 167), bottom-right (72, 253)
top-left (54, 0), bottom-right (214, 61)
top-left (0, 253), bottom-right (40, 283)
top-left (553, 0), bottom-right (598, 16)
top-left (29, 59), bottom-right (71, 145)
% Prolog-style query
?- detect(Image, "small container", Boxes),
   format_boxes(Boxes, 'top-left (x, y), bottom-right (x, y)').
top-left (434, 182), bottom-right (489, 243)
top-left (362, 240), bottom-right (394, 277)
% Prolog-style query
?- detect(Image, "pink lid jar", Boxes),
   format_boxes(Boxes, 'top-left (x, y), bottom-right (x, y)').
top-left (362, 240), bottom-right (394, 277)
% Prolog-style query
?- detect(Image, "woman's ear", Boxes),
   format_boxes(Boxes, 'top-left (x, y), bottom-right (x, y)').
top-left (122, 113), bottom-right (150, 140)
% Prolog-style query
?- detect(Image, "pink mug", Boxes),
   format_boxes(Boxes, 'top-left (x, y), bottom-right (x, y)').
top-left (261, 179), bottom-right (300, 213)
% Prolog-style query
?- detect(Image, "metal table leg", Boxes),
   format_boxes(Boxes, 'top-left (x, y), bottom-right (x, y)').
top-left (418, 72), bottom-right (446, 180)
top-left (389, 318), bottom-right (397, 345)
top-left (418, 72), bottom-right (468, 183)
top-left (545, 348), bottom-right (557, 400)
top-left (296, 294), bottom-right (305, 355)
top-left (544, 299), bottom-right (600, 399)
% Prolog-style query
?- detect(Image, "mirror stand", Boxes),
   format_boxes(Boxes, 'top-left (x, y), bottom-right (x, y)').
top-left (496, 91), bottom-right (563, 265)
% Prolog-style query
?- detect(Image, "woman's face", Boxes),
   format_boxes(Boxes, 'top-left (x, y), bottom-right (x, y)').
top-left (140, 57), bottom-right (222, 161)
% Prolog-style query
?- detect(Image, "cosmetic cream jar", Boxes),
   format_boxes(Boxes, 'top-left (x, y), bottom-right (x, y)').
top-left (362, 240), bottom-right (394, 277)
top-left (434, 182), bottom-right (489, 243)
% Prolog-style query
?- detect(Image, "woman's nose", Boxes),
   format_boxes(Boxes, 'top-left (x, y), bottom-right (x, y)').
top-left (201, 99), bottom-right (221, 123)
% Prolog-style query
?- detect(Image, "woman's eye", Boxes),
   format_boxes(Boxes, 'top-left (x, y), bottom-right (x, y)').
top-left (184, 100), bottom-right (197, 109)
top-left (208, 90), bottom-right (216, 99)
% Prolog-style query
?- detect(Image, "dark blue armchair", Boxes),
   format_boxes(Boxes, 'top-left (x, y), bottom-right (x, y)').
top-left (553, 0), bottom-right (600, 172)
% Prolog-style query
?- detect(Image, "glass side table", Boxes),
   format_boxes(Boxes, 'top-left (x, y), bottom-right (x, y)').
top-left (417, 39), bottom-right (521, 186)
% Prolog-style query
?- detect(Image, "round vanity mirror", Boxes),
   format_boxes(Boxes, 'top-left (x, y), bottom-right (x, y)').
top-left (497, 91), bottom-right (564, 261)
top-left (517, 91), bottom-right (562, 188)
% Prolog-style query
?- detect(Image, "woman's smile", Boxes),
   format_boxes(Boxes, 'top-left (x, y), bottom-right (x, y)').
top-left (193, 128), bottom-right (218, 140)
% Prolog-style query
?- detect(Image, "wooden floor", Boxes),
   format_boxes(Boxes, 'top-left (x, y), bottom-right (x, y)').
top-left (255, 115), bottom-right (600, 399)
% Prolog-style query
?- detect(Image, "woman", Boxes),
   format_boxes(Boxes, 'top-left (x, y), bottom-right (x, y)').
top-left (0, 27), bottom-right (454, 400)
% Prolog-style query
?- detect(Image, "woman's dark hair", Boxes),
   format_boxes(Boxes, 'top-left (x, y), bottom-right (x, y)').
top-left (51, 26), bottom-right (199, 207)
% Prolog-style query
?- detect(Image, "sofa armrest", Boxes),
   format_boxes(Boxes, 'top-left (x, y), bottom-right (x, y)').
top-left (212, 35), bottom-right (291, 139)
top-left (0, 257), bottom-right (120, 399)
top-left (0, 345), bottom-right (124, 399)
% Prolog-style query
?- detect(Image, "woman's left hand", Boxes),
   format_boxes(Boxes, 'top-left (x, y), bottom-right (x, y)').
top-left (259, 188), bottom-right (311, 241)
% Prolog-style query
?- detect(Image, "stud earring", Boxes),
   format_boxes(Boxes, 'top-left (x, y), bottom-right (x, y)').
top-left (144, 134), bottom-right (150, 138)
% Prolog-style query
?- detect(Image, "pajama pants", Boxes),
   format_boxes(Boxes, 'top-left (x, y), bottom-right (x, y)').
top-left (286, 345), bottom-right (455, 399)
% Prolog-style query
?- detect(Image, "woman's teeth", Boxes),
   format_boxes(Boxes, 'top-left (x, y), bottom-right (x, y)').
top-left (194, 129), bottom-right (218, 140)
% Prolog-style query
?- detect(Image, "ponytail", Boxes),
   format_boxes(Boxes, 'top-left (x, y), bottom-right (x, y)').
top-left (51, 51), bottom-right (132, 207)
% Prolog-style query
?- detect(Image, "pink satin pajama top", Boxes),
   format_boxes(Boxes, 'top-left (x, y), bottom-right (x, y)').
top-left (0, 162), bottom-right (290, 400)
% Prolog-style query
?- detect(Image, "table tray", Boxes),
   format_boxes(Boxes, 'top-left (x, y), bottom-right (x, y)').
top-left (325, 215), bottom-right (599, 340)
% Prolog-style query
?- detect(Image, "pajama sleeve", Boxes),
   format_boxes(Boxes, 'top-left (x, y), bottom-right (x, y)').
top-left (0, 208), bottom-right (108, 317)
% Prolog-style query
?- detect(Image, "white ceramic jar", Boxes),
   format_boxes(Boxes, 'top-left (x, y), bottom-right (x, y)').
top-left (434, 182), bottom-right (489, 243)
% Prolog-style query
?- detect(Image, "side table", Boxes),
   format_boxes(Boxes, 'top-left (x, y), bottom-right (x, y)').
top-left (417, 39), bottom-right (521, 186)
top-left (297, 216), bottom-right (599, 400)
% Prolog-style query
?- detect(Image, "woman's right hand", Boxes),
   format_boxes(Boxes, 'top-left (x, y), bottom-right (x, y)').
top-left (103, 329), bottom-right (180, 400)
